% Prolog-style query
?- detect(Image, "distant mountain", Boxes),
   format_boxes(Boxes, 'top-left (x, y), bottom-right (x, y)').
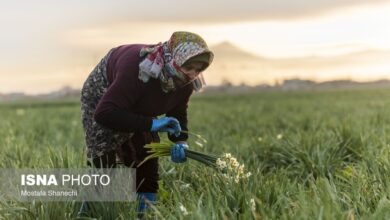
top-left (210, 41), bottom-right (262, 61)
top-left (210, 41), bottom-right (390, 65)
top-left (206, 41), bottom-right (390, 86)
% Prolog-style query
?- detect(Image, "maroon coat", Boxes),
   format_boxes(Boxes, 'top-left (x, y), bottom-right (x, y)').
top-left (94, 44), bottom-right (193, 143)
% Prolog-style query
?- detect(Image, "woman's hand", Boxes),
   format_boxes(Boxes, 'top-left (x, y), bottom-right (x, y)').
top-left (150, 117), bottom-right (181, 136)
top-left (171, 142), bottom-right (189, 163)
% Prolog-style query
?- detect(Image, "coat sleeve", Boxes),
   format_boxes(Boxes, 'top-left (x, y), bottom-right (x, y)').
top-left (166, 87), bottom-right (193, 142)
top-left (94, 65), bottom-right (153, 132)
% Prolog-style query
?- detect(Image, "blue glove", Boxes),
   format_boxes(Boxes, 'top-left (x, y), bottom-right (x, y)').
top-left (171, 143), bottom-right (188, 163)
top-left (151, 117), bottom-right (181, 137)
top-left (137, 192), bottom-right (157, 213)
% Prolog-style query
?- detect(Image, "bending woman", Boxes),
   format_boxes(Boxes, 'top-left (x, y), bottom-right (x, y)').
top-left (79, 31), bottom-right (214, 216)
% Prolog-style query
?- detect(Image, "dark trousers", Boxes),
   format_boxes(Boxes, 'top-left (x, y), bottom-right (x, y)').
top-left (87, 133), bottom-right (159, 193)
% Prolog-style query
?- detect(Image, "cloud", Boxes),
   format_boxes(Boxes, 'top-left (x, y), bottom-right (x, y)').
top-left (121, 0), bottom-right (390, 22)
top-left (2, 0), bottom-right (390, 26)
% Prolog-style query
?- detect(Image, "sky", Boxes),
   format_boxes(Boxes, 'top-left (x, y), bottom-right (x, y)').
top-left (1, 0), bottom-right (390, 94)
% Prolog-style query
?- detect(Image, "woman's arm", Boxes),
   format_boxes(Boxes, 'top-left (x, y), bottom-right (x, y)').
top-left (94, 66), bottom-right (153, 132)
top-left (94, 107), bottom-right (152, 132)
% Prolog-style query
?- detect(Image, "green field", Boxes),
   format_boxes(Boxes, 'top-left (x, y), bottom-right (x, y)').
top-left (2, 89), bottom-right (390, 219)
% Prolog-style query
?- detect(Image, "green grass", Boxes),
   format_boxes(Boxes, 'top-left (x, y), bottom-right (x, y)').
top-left (2, 89), bottom-right (390, 219)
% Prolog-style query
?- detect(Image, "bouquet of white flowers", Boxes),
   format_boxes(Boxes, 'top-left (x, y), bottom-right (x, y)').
top-left (139, 137), bottom-right (251, 183)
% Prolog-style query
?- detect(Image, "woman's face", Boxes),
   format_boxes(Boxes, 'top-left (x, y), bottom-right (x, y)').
top-left (180, 61), bottom-right (205, 81)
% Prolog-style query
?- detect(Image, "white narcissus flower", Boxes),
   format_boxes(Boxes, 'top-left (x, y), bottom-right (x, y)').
top-left (216, 158), bottom-right (227, 170)
top-left (277, 134), bottom-right (283, 139)
top-left (229, 157), bottom-right (238, 164)
top-left (215, 153), bottom-right (252, 183)
top-left (250, 198), bottom-right (256, 211)
top-left (179, 203), bottom-right (189, 216)
top-left (238, 165), bottom-right (244, 175)
top-left (232, 160), bottom-right (240, 168)
top-left (180, 183), bottom-right (191, 190)
top-left (220, 161), bottom-right (227, 169)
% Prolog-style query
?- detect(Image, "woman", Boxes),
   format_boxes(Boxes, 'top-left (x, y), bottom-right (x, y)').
top-left (79, 31), bottom-right (214, 216)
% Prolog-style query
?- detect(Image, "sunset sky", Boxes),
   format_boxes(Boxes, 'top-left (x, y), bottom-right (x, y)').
top-left (1, 0), bottom-right (390, 94)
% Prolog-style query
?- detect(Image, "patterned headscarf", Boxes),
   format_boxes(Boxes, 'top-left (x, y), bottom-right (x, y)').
top-left (138, 31), bottom-right (214, 93)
